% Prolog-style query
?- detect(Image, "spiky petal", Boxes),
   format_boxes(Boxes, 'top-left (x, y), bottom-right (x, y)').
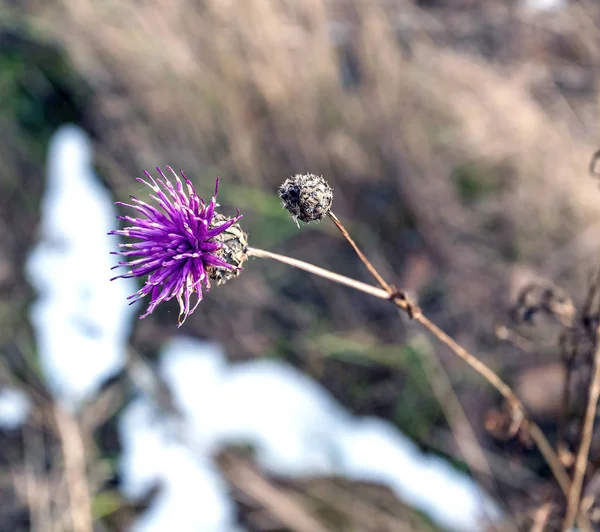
top-left (109, 166), bottom-right (242, 326)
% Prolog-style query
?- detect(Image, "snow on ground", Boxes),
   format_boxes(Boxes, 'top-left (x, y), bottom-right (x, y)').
top-left (119, 338), bottom-right (501, 532)
top-left (0, 388), bottom-right (31, 430)
top-left (26, 125), bottom-right (137, 407)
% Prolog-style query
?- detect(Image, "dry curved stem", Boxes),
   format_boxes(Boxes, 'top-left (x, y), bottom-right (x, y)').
top-left (247, 247), bottom-right (391, 300)
top-left (248, 246), bottom-right (572, 499)
top-left (589, 149), bottom-right (600, 177)
top-left (415, 312), bottom-right (571, 498)
top-left (327, 213), bottom-right (578, 504)
top-left (562, 327), bottom-right (600, 532)
top-left (327, 212), bottom-right (393, 294)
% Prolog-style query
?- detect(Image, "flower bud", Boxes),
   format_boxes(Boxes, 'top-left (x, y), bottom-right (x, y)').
top-left (278, 173), bottom-right (333, 224)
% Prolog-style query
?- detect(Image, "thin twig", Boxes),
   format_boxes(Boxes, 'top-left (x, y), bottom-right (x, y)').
top-left (326, 214), bottom-right (576, 503)
top-left (408, 332), bottom-right (500, 526)
top-left (531, 500), bottom-right (552, 532)
top-left (419, 339), bottom-right (495, 482)
top-left (219, 451), bottom-right (331, 532)
top-left (562, 327), bottom-right (600, 532)
top-left (247, 247), bottom-right (391, 300)
top-left (416, 313), bottom-right (571, 498)
top-left (297, 480), bottom-right (415, 532)
top-left (328, 211), bottom-right (393, 293)
top-left (589, 149), bottom-right (600, 177)
top-left (249, 246), bottom-right (572, 497)
top-left (557, 331), bottom-right (577, 459)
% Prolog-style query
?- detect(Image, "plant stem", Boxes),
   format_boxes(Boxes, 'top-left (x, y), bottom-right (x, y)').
top-left (247, 247), bottom-right (390, 300)
top-left (415, 313), bottom-right (571, 497)
top-left (248, 245), bottom-right (572, 498)
top-left (562, 327), bottom-right (600, 532)
top-left (325, 213), bottom-right (575, 501)
top-left (328, 212), bottom-right (393, 293)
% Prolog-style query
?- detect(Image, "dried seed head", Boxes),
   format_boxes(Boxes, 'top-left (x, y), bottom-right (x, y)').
top-left (207, 213), bottom-right (248, 285)
top-left (278, 173), bottom-right (333, 224)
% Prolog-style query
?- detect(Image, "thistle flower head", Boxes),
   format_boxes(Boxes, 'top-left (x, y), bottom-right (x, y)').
top-left (109, 166), bottom-right (243, 326)
top-left (278, 173), bottom-right (333, 225)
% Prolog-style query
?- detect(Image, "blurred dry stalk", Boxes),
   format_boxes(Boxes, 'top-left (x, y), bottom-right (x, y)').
top-left (5, 400), bottom-right (98, 532)
top-left (497, 263), bottom-right (600, 530)
top-left (562, 266), bottom-right (600, 530)
top-left (531, 500), bottom-right (552, 532)
top-left (218, 448), bottom-right (428, 532)
top-left (563, 325), bottom-right (600, 530)
top-left (218, 451), bottom-right (331, 532)
top-left (53, 406), bottom-right (93, 532)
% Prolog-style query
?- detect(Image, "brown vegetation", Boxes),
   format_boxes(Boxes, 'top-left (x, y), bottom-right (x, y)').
top-left (3, 0), bottom-right (600, 529)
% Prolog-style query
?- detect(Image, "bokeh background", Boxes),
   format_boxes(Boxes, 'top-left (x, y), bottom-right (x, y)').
top-left (2, 0), bottom-right (600, 530)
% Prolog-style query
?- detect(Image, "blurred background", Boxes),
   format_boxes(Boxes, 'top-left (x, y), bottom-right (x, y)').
top-left (1, 0), bottom-right (600, 530)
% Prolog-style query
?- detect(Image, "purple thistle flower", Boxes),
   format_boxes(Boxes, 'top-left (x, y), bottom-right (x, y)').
top-left (109, 166), bottom-right (242, 326)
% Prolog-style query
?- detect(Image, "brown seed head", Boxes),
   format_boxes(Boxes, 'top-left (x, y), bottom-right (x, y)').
top-left (207, 214), bottom-right (248, 285)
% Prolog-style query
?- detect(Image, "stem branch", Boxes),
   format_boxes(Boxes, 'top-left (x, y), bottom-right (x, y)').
top-left (328, 212), bottom-right (393, 293)
top-left (248, 245), bottom-right (572, 498)
top-left (562, 327), bottom-right (600, 532)
top-left (247, 247), bottom-right (390, 300)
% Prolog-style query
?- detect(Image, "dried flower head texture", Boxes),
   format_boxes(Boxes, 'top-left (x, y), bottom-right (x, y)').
top-left (109, 166), bottom-right (242, 326)
top-left (206, 213), bottom-right (248, 285)
top-left (278, 173), bottom-right (333, 224)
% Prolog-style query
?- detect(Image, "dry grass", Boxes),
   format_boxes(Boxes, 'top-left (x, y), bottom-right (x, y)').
top-left (29, 0), bottom-right (600, 285)
top-left (3, 0), bottom-right (600, 529)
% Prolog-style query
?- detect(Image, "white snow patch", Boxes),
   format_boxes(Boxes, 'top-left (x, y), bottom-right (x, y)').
top-left (0, 388), bottom-right (31, 429)
top-left (26, 125), bottom-right (137, 406)
top-left (120, 337), bottom-right (502, 532)
top-left (521, 0), bottom-right (566, 12)
top-left (119, 398), bottom-right (238, 532)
